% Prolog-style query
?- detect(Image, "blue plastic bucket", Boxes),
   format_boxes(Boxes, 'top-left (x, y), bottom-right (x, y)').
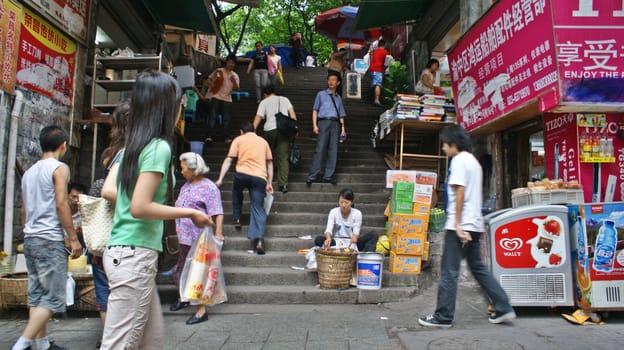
top-left (356, 252), bottom-right (383, 290)
top-left (190, 141), bottom-right (204, 155)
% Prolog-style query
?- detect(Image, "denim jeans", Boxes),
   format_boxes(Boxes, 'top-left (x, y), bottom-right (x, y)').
top-left (209, 98), bottom-right (232, 139)
top-left (232, 172), bottom-right (267, 240)
top-left (253, 69), bottom-right (269, 101)
top-left (24, 238), bottom-right (67, 313)
top-left (434, 230), bottom-right (513, 322)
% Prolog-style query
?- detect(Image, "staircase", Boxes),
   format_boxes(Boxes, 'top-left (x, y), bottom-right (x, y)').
top-left (158, 65), bottom-right (434, 305)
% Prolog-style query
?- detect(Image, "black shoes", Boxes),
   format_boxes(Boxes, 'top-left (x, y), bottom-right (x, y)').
top-left (256, 239), bottom-right (266, 255)
top-left (278, 185), bottom-right (288, 193)
top-left (418, 314), bottom-right (452, 328)
top-left (186, 313), bottom-right (208, 325)
top-left (233, 219), bottom-right (242, 229)
top-left (322, 177), bottom-right (337, 184)
top-left (169, 300), bottom-right (190, 311)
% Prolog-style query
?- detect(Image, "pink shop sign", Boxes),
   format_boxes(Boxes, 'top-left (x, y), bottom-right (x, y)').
top-left (553, 0), bottom-right (624, 105)
top-left (448, 0), bottom-right (560, 132)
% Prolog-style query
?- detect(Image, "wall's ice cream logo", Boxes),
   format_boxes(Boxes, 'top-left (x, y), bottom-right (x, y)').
top-left (500, 238), bottom-right (523, 251)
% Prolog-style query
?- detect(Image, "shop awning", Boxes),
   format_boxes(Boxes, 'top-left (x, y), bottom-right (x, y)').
top-left (354, 0), bottom-right (432, 30)
top-left (142, 0), bottom-right (215, 33)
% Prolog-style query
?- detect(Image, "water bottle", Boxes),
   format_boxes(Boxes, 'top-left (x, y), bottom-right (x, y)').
top-left (577, 216), bottom-right (587, 268)
top-left (592, 220), bottom-right (617, 273)
top-left (339, 131), bottom-right (347, 143)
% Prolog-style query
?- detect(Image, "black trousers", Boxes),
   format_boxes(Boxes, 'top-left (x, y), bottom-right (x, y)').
top-left (314, 231), bottom-right (379, 252)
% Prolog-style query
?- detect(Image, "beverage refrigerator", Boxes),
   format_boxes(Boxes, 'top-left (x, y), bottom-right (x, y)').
top-left (484, 205), bottom-right (574, 307)
top-left (567, 202), bottom-right (624, 311)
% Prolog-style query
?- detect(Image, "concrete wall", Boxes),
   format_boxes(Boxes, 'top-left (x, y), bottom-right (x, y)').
top-left (0, 41), bottom-right (89, 249)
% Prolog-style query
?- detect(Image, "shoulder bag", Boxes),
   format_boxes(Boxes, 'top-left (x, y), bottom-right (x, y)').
top-left (79, 194), bottom-right (114, 256)
top-left (158, 167), bottom-right (180, 273)
top-left (275, 97), bottom-right (298, 137)
top-left (289, 142), bottom-right (302, 169)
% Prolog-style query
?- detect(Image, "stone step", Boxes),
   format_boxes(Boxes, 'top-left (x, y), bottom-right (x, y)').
top-left (215, 182), bottom-right (390, 194)
top-left (220, 201), bottom-right (386, 214)
top-left (158, 284), bottom-right (419, 305)
top-left (219, 224), bottom-right (386, 237)
top-left (217, 212), bottom-right (387, 227)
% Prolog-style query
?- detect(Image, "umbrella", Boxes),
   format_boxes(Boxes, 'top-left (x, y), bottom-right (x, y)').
top-left (337, 39), bottom-right (365, 51)
top-left (314, 6), bottom-right (381, 43)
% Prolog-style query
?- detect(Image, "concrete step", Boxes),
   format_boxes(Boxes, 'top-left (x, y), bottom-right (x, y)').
top-left (219, 212), bottom-right (387, 227)
top-left (158, 284), bottom-right (419, 305)
top-left (216, 182), bottom-right (390, 194)
top-left (219, 224), bottom-right (385, 237)
top-left (220, 201), bottom-right (386, 215)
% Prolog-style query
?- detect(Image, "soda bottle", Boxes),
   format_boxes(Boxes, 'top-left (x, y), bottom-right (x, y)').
top-left (592, 220), bottom-right (617, 273)
top-left (576, 216), bottom-right (587, 268)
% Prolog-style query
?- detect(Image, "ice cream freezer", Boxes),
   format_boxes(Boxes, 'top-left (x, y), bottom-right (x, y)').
top-left (484, 205), bottom-right (574, 307)
top-left (567, 202), bottom-right (624, 311)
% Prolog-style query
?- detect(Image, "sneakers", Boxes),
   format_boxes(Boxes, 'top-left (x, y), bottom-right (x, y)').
top-left (418, 314), bottom-right (452, 328)
top-left (488, 310), bottom-right (517, 324)
top-left (233, 219), bottom-right (242, 229)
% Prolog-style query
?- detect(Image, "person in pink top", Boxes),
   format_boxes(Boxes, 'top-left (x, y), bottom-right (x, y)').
top-left (208, 54), bottom-right (240, 144)
top-left (368, 39), bottom-right (389, 106)
top-left (169, 152), bottom-right (224, 325)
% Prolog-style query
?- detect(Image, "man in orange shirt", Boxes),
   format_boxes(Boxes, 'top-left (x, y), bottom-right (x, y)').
top-left (216, 122), bottom-right (273, 254)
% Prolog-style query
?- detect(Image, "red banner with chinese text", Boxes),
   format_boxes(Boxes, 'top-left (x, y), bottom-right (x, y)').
top-left (15, 8), bottom-right (75, 106)
top-left (448, 0), bottom-right (560, 131)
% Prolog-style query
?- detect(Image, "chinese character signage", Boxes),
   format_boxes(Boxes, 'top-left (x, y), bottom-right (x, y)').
top-left (16, 8), bottom-right (76, 106)
top-left (553, 0), bottom-right (624, 105)
top-left (194, 33), bottom-right (216, 56)
top-left (26, 0), bottom-right (90, 43)
top-left (448, 0), bottom-right (560, 131)
top-left (0, 0), bottom-right (22, 93)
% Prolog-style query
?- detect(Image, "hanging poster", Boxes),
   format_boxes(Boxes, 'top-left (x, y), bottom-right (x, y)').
top-left (447, 0), bottom-right (560, 131)
top-left (25, 0), bottom-right (90, 44)
top-left (552, 0), bottom-right (624, 105)
top-left (543, 112), bottom-right (580, 183)
top-left (15, 8), bottom-right (76, 106)
top-left (0, 0), bottom-right (22, 93)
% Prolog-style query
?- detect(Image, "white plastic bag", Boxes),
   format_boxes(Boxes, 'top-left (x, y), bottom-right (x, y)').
top-left (179, 227), bottom-right (227, 306)
top-left (66, 273), bottom-right (75, 306)
top-left (305, 246), bottom-right (317, 270)
top-left (264, 193), bottom-right (274, 215)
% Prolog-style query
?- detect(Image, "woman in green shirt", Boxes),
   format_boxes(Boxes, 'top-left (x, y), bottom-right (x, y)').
top-left (101, 71), bottom-right (214, 350)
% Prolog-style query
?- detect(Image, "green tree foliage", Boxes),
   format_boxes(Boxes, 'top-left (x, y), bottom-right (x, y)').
top-left (219, 0), bottom-right (360, 63)
top-left (382, 62), bottom-right (411, 106)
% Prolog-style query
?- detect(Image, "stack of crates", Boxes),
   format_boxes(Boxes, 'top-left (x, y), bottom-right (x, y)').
top-left (387, 181), bottom-right (433, 274)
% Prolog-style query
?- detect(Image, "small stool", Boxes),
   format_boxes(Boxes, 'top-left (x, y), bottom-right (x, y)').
top-left (231, 91), bottom-right (250, 101)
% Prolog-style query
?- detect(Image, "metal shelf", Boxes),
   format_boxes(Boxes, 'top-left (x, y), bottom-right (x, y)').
top-left (95, 79), bottom-right (136, 91)
top-left (96, 55), bottom-right (161, 70)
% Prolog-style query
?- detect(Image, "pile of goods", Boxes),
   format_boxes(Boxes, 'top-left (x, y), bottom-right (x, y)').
top-left (512, 179), bottom-right (584, 207)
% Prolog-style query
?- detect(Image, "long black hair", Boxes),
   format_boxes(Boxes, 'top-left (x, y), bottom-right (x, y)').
top-left (119, 70), bottom-right (182, 193)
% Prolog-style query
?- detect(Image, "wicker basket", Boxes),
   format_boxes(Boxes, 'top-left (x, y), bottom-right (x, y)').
top-left (0, 273), bottom-right (28, 309)
top-left (315, 248), bottom-right (357, 289)
top-left (73, 274), bottom-right (97, 311)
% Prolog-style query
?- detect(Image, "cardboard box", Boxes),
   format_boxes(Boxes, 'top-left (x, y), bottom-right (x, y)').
top-left (413, 203), bottom-right (432, 215)
top-left (413, 184), bottom-right (433, 204)
top-left (391, 201), bottom-right (413, 214)
top-left (414, 170), bottom-right (438, 188)
top-left (392, 213), bottom-right (429, 234)
top-left (394, 181), bottom-right (414, 192)
top-left (389, 252), bottom-right (422, 274)
top-left (392, 232), bottom-right (426, 255)
top-left (422, 241), bottom-right (430, 261)
top-left (386, 170), bottom-right (417, 188)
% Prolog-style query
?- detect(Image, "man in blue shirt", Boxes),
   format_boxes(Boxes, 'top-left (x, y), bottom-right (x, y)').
top-left (306, 72), bottom-right (347, 185)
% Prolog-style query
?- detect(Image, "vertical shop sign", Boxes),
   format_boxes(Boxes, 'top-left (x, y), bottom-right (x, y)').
top-left (0, 0), bottom-right (22, 93)
top-left (16, 8), bottom-right (76, 106)
top-left (25, 0), bottom-right (90, 44)
top-left (543, 113), bottom-right (580, 183)
top-left (552, 0), bottom-right (624, 104)
top-left (448, 0), bottom-right (560, 132)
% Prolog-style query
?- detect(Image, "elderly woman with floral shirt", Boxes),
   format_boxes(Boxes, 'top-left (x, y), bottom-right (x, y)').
top-left (169, 152), bottom-right (224, 325)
